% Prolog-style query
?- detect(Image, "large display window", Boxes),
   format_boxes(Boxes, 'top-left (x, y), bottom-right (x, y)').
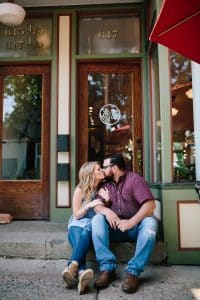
top-left (170, 51), bottom-right (194, 181)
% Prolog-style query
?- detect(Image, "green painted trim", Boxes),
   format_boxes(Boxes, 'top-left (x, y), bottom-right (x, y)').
top-left (167, 251), bottom-right (200, 265)
top-left (150, 183), bottom-right (162, 189)
top-left (0, 57), bottom-right (53, 62)
top-left (142, 4), bottom-right (151, 182)
top-left (75, 53), bottom-right (142, 59)
top-left (150, 182), bottom-right (196, 190)
top-left (49, 13), bottom-right (60, 221)
top-left (162, 183), bottom-right (197, 190)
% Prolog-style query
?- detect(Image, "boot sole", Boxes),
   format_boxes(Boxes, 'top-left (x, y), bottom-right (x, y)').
top-left (122, 286), bottom-right (138, 293)
top-left (63, 270), bottom-right (76, 288)
top-left (78, 269), bottom-right (94, 295)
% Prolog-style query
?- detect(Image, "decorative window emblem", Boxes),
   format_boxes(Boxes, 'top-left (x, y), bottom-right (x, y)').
top-left (99, 104), bottom-right (121, 125)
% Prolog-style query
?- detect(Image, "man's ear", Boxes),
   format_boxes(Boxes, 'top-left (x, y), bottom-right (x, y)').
top-left (112, 165), bottom-right (118, 172)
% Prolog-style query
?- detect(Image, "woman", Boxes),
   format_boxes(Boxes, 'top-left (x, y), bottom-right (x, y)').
top-left (62, 161), bottom-right (106, 294)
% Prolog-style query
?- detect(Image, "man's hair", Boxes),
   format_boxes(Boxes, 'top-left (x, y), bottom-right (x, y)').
top-left (108, 153), bottom-right (126, 170)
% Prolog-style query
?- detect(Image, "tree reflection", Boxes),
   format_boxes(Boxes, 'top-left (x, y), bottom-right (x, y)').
top-left (2, 75), bottom-right (42, 179)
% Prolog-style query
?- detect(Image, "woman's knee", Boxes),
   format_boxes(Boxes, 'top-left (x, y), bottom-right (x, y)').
top-left (92, 214), bottom-right (107, 233)
top-left (92, 214), bottom-right (105, 223)
top-left (81, 228), bottom-right (92, 239)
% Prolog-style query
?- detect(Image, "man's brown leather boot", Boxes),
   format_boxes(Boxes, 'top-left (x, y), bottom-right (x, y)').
top-left (94, 270), bottom-right (116, 289)
top-left (122, 272), bottom-right (139, 293)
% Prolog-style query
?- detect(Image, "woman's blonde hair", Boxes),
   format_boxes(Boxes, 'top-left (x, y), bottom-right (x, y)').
top-left (78, 161), bottom-right (100, 202)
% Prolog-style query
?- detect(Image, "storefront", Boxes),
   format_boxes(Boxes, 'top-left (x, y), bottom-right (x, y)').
top-left (0, 0), bottom-right (199, 264)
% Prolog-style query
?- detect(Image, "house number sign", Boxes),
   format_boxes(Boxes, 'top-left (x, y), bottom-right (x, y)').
top-left (0, 18), bottom-right (52, 57)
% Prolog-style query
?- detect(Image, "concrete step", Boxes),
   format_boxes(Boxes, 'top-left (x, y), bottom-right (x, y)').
top-left (0, 221), bottom-right (167, 263)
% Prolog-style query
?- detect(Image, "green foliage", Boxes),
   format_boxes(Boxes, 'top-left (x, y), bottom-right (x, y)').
top-left (4, 74), bottom-right (42, 140)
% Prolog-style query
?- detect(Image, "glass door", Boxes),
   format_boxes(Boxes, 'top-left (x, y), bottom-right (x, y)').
top-left (78, 62), bottom-right (142, 174)
top-left (0, 64), bottom-right (50, 219)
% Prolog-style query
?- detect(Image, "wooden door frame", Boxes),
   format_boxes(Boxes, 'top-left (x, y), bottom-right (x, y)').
top-left (0, 63), bottom-right (50, 219)
top-left (77, 60), bottom-right (142, 174)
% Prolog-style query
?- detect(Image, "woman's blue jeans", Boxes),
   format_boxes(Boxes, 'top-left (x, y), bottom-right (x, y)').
top-left (91, 214), bottom-right (158, 277)
top-left (68, 226), bottom-right (92, 271)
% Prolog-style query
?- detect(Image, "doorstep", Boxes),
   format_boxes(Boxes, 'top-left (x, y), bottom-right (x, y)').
top-left (0, 220), bottom-right (167, 263)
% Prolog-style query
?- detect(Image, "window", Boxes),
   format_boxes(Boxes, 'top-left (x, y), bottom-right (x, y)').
top-left (78, 14), bottom-right (140, 55)
top-left (2, 74), bottom-right (42, 179)
top-left (170, 51), bottom-right (195, 181)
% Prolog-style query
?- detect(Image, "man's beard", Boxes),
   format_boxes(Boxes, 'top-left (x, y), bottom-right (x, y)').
top-left (105, 173), bottom-right (114, 180)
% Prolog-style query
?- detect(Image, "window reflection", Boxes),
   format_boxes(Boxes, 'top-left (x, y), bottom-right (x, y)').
top-left (2, 74), bottom-right (42, 180)
top-left (170, 51), bottom-right (195, 181)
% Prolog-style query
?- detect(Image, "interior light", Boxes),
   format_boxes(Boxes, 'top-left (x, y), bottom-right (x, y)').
top-left (185, 88), bottom-right (193, 99)
top-left (0, 2), bottom-right (26, 26)
top-left (172, 107), bottom-right (179, 116)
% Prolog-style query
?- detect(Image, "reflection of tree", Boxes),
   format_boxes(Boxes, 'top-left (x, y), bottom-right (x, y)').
top-left (4, 75), bottom-right (42, 140)
top-left (88, 74), bottom-right (104, 102)
top-left (88, 73), bottom-right (129, 106)
top-left (3, 74), bottom-right (42, 180)
top-left (170, 50), bottom-right (191, 86)
top-left (88, 73), bottom-right (130, 128)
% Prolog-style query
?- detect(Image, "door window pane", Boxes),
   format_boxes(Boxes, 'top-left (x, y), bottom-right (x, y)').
top-left (170, 51), bottom-right (195, 181)
top-left (88, 73), bottom-right (134, 171)
top-left (79, 15), bottom-right (140, 55)
top-left (2, 74), bottom-right (42, 180)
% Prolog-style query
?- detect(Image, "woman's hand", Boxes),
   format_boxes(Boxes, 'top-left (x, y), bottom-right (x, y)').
top-left (98, 188), bottom-right (112, 207)
top-left (86, 199), bottom-right (104, 209)
top-left (98, 188), bottom-right (109, 201)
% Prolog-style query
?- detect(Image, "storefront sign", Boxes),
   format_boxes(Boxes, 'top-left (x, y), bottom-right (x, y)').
top-left (99, 104), bottom-right (121, 125)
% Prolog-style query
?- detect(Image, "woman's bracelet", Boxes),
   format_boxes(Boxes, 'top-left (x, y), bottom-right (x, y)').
top-left (84, 205), bottom-right (89, 212)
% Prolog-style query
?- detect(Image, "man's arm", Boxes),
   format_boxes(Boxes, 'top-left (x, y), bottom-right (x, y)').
top-left (116, 199), bottom-right (156, 232)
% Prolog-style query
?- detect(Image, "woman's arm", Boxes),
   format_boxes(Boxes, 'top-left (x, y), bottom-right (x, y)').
top-left (73, 187), bottom-right (88, 219)
top-left (73, 187), bottom-right (105, 219)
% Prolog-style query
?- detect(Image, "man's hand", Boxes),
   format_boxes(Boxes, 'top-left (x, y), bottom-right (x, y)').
top-left (116, 219), bottom-right (133, 232)
top-left (104, 210), bottom-right (120, 229)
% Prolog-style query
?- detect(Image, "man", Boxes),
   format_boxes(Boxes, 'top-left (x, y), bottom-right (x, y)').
top-left (92, 153), bottom-right (158, 293)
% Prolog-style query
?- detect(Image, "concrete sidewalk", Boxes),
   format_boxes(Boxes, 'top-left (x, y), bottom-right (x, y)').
top-left (0, 221), bottom-right (199, 299)
top-left (0, 258), bottom-right (200, 299)
top-left (0, 220), bottom-right (167, 263)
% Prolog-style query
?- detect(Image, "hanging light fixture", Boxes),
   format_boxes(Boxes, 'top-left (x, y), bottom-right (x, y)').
top-left (0, 1), bottom-right (26, 26)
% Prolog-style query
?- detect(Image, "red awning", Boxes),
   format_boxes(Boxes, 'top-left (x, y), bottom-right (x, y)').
top-left (149, 0), bottom-right (200, 63)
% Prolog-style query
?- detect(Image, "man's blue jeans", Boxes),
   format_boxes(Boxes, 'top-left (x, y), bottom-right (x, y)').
top-left (91, 214), bottom-right (158, 277)
top-left (68, 226), bottom-right (92, 271)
